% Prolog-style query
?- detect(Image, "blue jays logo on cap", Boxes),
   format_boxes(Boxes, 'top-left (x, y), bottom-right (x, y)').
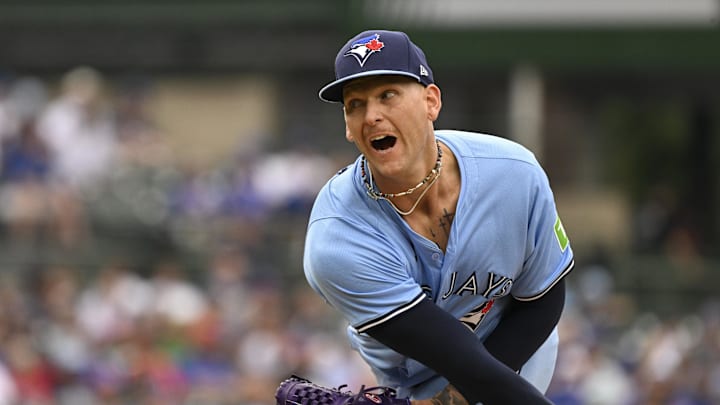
top-left (345, 33), bottom-right (385, 67)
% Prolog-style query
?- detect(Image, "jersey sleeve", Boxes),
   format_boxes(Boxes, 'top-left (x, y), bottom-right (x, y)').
top-left (511, 165), bottom-right (574, 301)
top-left (304, 216), bottom-right (425, 331)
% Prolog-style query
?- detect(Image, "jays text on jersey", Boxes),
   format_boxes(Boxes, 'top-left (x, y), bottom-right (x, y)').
top-left (304, 130), bottom-right (574, 399)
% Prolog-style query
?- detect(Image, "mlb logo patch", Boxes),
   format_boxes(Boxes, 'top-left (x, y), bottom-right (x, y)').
top-left (345, 33), bottom-right (385, 66)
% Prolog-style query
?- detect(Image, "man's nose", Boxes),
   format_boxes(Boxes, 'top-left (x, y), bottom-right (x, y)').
top-left (364, 100), bottom-right (383, 125)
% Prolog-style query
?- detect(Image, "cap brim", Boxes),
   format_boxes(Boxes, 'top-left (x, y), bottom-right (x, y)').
top-left (318, 70), bottom-right (423, 103)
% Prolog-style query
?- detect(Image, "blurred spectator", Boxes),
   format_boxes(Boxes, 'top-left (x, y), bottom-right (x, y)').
top-left (251, 149), bottom-right (337, 214)
top-left (151, 260), bottom-right (208, 327)
top-left (205, 248), bottom-right (256, 338)
top-left (0, 360), bottom-right (18, 405)
top-left (0, 76), bottom-right (20, 154)
top-left (75, 265), bottom-right (135, 344)
top-left (2, 121), bottom-right (51, 182)
top-left (4, 332), bottom-right (58, 404)
top-left (36, 66), bottom-right (117, 191)
top-left (7, 77), bottom-right (48, 129)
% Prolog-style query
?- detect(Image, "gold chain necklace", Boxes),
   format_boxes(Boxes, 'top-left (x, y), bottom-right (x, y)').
top-left (361, 140), bottom-right (443, 216)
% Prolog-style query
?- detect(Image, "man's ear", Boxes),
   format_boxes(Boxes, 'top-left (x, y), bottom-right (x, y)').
top-left (343, 106), bottom-right (355, 142)
top-left (426, 84), bottom-right (442, 122)
top-left (345, 124), bottom-right (354, 142)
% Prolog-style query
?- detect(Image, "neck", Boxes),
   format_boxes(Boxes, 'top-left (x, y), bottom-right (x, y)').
top-left (362, 140), bottom-right (443, 216)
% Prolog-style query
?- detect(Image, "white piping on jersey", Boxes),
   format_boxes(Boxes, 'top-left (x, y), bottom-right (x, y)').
top-left (514, 259), bottom-right (575, 302)
top-left (355, 292), bottom-right (427, 333)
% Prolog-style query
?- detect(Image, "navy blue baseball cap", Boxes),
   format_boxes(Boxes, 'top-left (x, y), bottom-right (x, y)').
top-left (318, 30), bottom-right (434, 103)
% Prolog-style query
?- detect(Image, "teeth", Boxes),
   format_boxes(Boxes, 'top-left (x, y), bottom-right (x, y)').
top-left (371, 135), bottom-right (389, 141)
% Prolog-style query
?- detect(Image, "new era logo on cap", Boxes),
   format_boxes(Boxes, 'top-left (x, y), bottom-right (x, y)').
top-left (318, 29), bottom-right (435, 103)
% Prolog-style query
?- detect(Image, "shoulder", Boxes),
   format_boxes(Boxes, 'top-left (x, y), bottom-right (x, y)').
top-left (310, 159), bottom-right (362, 219)
top-left (436, 130), bottom-right (546, 188)
top-left (436, 129), bottom-right (539, 167)
top-left (306, 160), bottom-right (396, 261)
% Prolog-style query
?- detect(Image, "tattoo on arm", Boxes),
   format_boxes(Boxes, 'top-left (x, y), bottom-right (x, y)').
top-left (411, 384), bottom-right (469, 405)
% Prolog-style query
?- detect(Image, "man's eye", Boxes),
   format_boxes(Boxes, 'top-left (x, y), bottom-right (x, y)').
top-left (346, 100), bottom-right (362, 110)
top-left (381, 90), bottom-right (397, 100)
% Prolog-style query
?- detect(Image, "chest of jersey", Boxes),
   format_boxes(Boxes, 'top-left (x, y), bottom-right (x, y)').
top-left (396, 163), bottom-right (530, 332)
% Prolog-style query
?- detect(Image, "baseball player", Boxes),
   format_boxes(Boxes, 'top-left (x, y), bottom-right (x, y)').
top-left (277, 30), bottom-right (574, 405)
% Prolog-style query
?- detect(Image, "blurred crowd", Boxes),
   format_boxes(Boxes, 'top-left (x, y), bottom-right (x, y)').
top-left (548, 265), bottom-right (720, 405)
top-left (0, 66), bottom-right (363, 405)
top-left (0, 250), bottom-right (375, 405)
top-left (0, 67), bottom-right (717, 404)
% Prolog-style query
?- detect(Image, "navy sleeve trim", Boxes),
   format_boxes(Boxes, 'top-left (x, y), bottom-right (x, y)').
top-left (514, 259), bottom-right (575, 302)
top-left (355, 292), bottom-right (427, 333)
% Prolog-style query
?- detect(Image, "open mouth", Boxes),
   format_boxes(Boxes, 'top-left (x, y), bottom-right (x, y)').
top-left (371, 136), bottom-right (397, 151)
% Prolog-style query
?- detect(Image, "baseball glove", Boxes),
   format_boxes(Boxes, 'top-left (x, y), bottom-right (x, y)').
top-left (275, 375), bottom-right (411, 405)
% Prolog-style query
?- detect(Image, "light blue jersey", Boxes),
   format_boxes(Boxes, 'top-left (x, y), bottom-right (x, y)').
top-left (304, 130), bottom-right (574, 399)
